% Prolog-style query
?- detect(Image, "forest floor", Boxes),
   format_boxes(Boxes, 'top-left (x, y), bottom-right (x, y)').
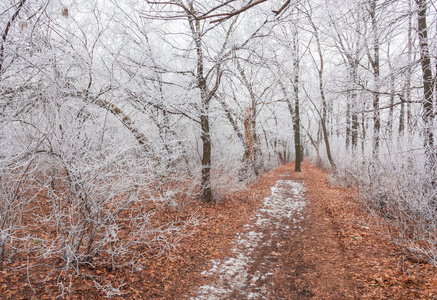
top-left (183, 161), bottom-right (437, 300)
top-left (1, 160), bottom-right (437, 299)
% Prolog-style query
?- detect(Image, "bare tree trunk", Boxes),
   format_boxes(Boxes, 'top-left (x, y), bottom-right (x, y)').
top-left (350, 66), bottom-right (359, 150)
top-left (435, 3), bottom-right (437, 115)
top-left (399, 93), bottom-right (405, 134)
top-left (416, 0), bottom-right (435, 165)
top-left (388, 77), bottom-right (395, 138)
top-left (217, 95), bottom-right (251, 165)
top-left (200, 104), bottom-right (213, 202)
top-left (369, 0), bottom-right (380, 156)
top-left (361, 109), bottom-right (366, 154)
top-left (188, 5), bottom-right (213, 202)
top-left (236, 61), bottom-right (261, 176)
top-left (197, 51), bottom-right (213, 202)
top-left (292, 26), bottom-right (302, 172)
top-left (388, 42), bottom-right (395, 138)
top-left (346, 100), bottom-right (351, 149)
top-left (94, 99), bottom-right (151, 150)
top-left (407, 0), bottom-right (413, 132)
top-left (320, 116), bottom-right (336, 169)
top-left (304, 124), bottom-right (322, 166)
top-left (281, 79), bottom-right (305, 168)
top-left (311, 13), bottom-right (335, 170)
top-left (351, 111), bottom-right (359, 148)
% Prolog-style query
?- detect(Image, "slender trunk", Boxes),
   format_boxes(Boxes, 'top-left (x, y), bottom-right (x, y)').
top-left (250, 107), bottom-right (261, 175)
top-left (351, 111), bottom-right (359, 148)
top-left (237, 61), bottom-right (260, 175)
top-left (320, 117), bottom-right (336, 169)
top-left (388, 44), bottom-right (395, 138)
top-left (416, 0), bottom-right (435, 165)
top-left (311, 16), bottom-right (335, 169)
top-left (294, 94), bottom-right (301, 172)
top-left (399, 94), bottom-right (405, 134)
top-left (292, 27), bottom-right (302, 172)
top-left (346, 100), bottom-right (351, 149)
top-left (189, 6), bottom-right (213, 202)
top-left (94, 99), bottom-right (151, 151)
top-left (407, 0), bottom-right (413, 132)
top-left (370, 0), bottom-right (380, 156)
top-left (283, 81), bottom-right (303, 167)
top-left (243, 107), bottom-right (256, 172)
top-left (350, 66), bottom-right (359, 149)
top-left (435, 4), bottom-right (437, 114)
top-left (362, 109), bottom-right (366, 154)
top-left (200, 107), bottom-right (212, 202)
top-left (306, 127), bottom-right (322, 166)
top-left (198, 70), bottom-right (213, 202)
top-left (218, 96), bottom-right (251, 161)
top-left (388, 74), bottom-right (395, 137)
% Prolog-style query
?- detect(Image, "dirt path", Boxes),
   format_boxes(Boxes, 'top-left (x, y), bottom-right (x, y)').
top-left (188, 164), bottom-right (358, 299)
top-left (269, 168), bottom-right (357, 299)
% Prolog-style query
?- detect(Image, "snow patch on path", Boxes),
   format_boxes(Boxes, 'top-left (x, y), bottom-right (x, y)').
top-left (191, 179), bottom-right (306, 300)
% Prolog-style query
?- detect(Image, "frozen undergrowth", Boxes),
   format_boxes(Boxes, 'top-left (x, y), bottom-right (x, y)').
top-left (191, 178), bottom-right (306, 299)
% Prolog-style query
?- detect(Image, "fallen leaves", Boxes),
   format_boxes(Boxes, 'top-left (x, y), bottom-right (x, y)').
top-left (1, 161), bottom-right (436, 299)
top-left (406, 255), bottom-right (428, 264)
top-left (299, 160), bottom-right (437, 299)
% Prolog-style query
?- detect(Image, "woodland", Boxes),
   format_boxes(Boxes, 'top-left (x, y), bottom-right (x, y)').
top-left (1, 0), bottom-right (437, 298)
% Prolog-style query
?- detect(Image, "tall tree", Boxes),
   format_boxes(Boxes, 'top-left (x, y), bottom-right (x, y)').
top-left (303, 1), bottom-right (336, 169)
top-left (292, 22), bottom-right (302, 172)
top-left (365, 0), bottom-right (381, 156)
top-left (415, 0), bottom-right (435, 166)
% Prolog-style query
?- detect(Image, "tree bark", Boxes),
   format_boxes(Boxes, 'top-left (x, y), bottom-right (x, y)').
top-left (416, 0), bottom-right (435, 165)
top-left (200, 105), bottom-right (212, 202)
top-left (187, 3), bottom-right (219, 203)
top-left (399, 94), bottom-right (405, 134)
top-left (346, 101), bottom-right (351, 149)
top-left (94, 99), bottom-right (150, 149)
top-left (292, 27), bottom-right (302, 172)
top-left (369, 0), bottom-right (380, 156)
top-left (191, 14), bottom-right (213, 203)
top-left (236, 61), bottom-right (261, 176)
top-left (351, 110), bottom-right (359, 148)
top-left (309, 11), bottom-right (335, 170)
top-left (407, 0), bottom-right (413, 132)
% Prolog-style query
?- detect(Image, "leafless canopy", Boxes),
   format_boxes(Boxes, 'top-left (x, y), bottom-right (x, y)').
top-left (144, 0), bottom-right (291, 23)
